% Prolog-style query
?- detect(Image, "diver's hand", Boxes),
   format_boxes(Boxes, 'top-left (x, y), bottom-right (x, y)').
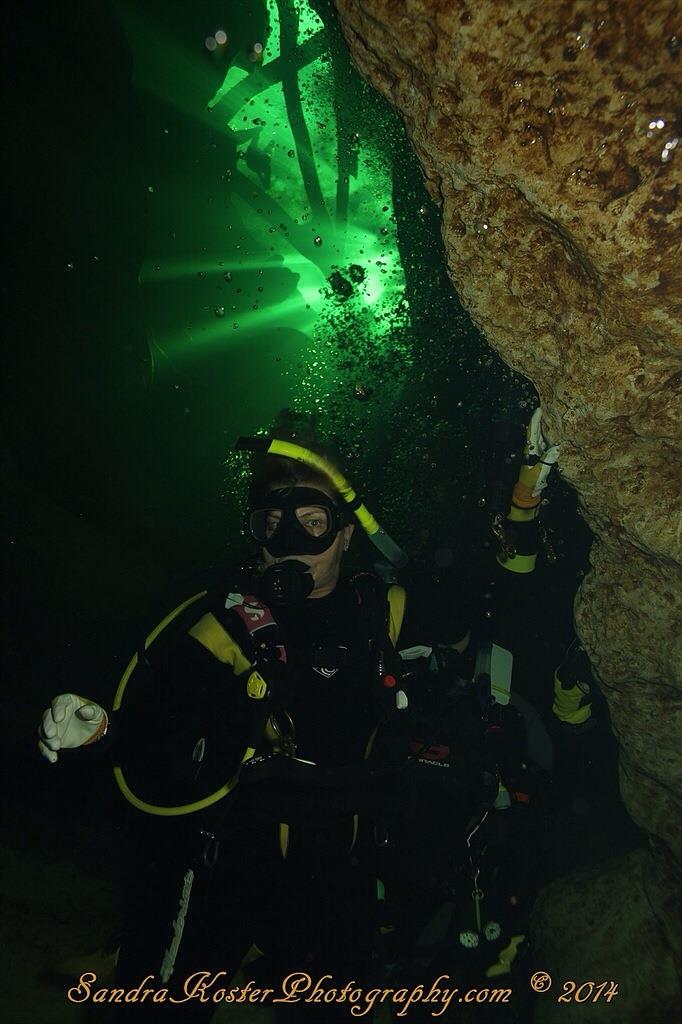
top-left (38, 694), bottom-right (108, 763)
top-left (527, 408), bottom-right (560, 497)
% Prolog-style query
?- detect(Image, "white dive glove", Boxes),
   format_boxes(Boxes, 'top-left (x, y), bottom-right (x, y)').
top-left (38, 694), bottom-right (108, 764)
top-left (526, 407), bottom-right (560, 497)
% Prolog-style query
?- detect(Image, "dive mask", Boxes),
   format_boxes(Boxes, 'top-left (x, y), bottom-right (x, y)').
top-left (246, 486), bottom-right (347, 557)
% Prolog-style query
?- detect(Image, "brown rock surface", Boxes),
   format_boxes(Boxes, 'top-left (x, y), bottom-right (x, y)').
top-left (531, 846), bottom-right (680, 1022)
top-left (333, 0), bottom-right (681, 1016)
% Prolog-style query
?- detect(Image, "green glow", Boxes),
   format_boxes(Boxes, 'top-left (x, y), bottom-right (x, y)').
top-left (292, 0), bottom-right (325, 46)
top-left (211, 36), bottom-right (408, 342)
top-left (116, 0), bottom-right (413, 511)
top-left (266, 0), bottom-right (281, 62)
top-left (207, 66), bottom-right (249, 111)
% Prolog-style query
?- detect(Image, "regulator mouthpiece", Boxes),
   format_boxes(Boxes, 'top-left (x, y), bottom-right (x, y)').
top-left (258, 560), bottom-right (315, 606)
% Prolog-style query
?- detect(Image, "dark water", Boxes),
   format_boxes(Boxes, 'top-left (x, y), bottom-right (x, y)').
top-left (2, 2), bottom-right (642, 1021)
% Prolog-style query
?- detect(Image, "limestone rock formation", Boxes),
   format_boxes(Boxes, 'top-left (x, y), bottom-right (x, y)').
top-left (332, 0), bottom-right (681, 1017)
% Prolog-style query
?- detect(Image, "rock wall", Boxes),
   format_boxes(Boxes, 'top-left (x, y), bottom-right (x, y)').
top-left (332, 0), bottom-right (681, 1017)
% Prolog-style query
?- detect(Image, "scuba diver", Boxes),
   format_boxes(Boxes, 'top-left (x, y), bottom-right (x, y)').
top-left (36, 424), bottom-right (461, 1021)
top-left (488, 407), bottom-right (597, 735)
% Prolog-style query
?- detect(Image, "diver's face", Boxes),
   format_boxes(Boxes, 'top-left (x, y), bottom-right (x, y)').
top-left (261, 482), bottom-right (354, 598)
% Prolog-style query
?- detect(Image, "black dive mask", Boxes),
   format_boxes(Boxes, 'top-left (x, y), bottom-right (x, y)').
top-left (257, 559), bottom-right (315, 606)
top-left (246, 486), bottom-right (347, 558)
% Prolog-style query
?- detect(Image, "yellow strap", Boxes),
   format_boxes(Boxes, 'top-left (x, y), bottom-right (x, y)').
top-left (278, 822), bottom-right (290, 859)
top-left (189, 612), bottom-right (252, 674)
top-left (387, 585), bottom-right (406, 646)
top-left (553, 675), bottom-right (592, 724)
top-left (496, 551), bottom-right (537, 574)
top-left (485, 934), bottom-right (526, 978)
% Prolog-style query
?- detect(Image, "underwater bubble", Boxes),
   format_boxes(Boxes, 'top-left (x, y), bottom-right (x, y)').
top-left (223, 272), bottom-right (232, 282)
top-left (314, 236), bottom-right (323, 246)
top-left (353, 384), bottom-right (372, 400)
top-left (253, 42), bottom-right (263, 53)
top-left (478, 497), bottom-right (486, 507)
top-left (146, 185), bottom-right (155, 193)
top-left (198, 271), bottom-right (205, 278)
top-left (661, 137), bottom-right (678, 161)
top-left (233, 323), bottom-right (239, 329)
top-left (214, 307), bottom-right (225, 318)
top-left (328, 270), bottom-right (353, 299)
top-left (287, 149), bottom-right (295, 157)
top-left (66, 262), bottom-right (74, 270)
top-left (484, 610), bottom-right (492, 618)
top-left (215, 29), bottom-right (227, 45)
top-left (205, 36), bottom-right (217, 51)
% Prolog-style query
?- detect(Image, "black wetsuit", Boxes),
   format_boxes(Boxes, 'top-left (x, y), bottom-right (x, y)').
top-left (107, 575), bottom-right (406, 1023)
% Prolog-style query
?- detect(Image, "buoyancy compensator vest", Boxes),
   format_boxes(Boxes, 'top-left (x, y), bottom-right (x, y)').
top-left (111, 567), bottom-right (409, 818)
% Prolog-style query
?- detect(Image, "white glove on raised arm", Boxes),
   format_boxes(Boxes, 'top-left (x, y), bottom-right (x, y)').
top-left (527, 407), bottom-right (560, 497)
top-left (38, 694), bottom-right (108, 764)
